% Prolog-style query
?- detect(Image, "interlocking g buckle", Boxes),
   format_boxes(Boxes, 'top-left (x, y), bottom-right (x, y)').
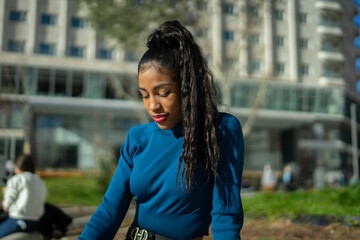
top-left (130, 227), bottom-right (149, 240)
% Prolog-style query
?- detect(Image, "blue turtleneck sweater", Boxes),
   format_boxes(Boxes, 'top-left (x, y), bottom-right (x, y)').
top-left (79, 112), bottom-right (244, 240)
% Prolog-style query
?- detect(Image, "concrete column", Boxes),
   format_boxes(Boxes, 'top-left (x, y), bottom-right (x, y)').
top-left (26, 0), bottom-right (37, 55)
top-left (212, 0), bottom-right (222, 73)
top-left (238, 0), bottom-right (248, 76)
top-left (58, 0), bottom-right (68, 57)
top-left (87, 24), bottom-right (97, 60)
top-left (288, 0), bottom-right (298, 81)
top-left (114, 47), bottom-right (124, 63)
top-left (0, 0), bottom-right (5, 51)
top-left (264, 0), bottom-right (274, 76)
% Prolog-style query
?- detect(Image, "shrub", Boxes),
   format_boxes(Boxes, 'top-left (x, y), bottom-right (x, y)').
top-left (338, 182), bottom-right (360, 205)
top-left (97, 154), bottom-right (117, 194)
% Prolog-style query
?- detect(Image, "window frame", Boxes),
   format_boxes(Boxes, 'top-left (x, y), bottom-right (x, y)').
top-left (223, 31), bottom-right (234, 41)
top-left (39, 43), bottom-right (56, 55)
top-left (41, 13), bottom-right (57, 25)
top-left (8, 40), bottom-right (25, 52)
top-left (71, 17), bottom-right (86, 28)
top-left (9, 10), bottom-right (27, 22)
top-left (69, 46), bottom-right (85, 58)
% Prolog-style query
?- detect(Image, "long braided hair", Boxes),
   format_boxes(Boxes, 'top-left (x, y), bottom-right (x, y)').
top-left (138, 20), bottom-right (220, 190)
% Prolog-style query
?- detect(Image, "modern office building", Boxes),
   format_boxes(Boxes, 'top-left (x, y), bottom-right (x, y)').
top-left (0, 0), bottom-right (359, 187)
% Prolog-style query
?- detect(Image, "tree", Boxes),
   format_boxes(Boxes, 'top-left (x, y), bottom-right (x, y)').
top-left (79, 0), bottom-right (280, 137)
top-left (77, 0), bottom-right (193, 50)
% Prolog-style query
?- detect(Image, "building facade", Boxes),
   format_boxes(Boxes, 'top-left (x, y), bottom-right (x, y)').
top-left (0, 0), bottom-right (359, 187)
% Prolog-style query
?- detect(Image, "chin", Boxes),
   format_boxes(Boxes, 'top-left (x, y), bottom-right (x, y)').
top-left (156, 123), bottom-right (172, 130)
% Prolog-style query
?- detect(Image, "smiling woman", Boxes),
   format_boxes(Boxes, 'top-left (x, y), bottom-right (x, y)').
top-left (79, 20), bottom-right (245, 240)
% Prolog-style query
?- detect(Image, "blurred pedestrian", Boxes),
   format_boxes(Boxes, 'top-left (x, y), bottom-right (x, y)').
top-left (0, 154), bottom-right (47, 238)
top-left (282, 164), bottom-right (297, 191)
top-left (79, 20), bottom-right (245, 240)
top-left (261, 163), bottom-right (277, 192)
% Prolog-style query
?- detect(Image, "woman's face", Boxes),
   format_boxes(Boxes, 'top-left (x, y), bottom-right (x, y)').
top-left (138, 65), bottom-right (182, 130)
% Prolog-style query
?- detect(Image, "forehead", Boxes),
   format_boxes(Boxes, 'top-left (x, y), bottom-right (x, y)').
top-left (138, 66), bottom-right (175, 87)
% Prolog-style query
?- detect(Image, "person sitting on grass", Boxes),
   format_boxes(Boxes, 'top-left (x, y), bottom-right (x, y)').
top-left (0, 154), bottom-right (47, 238)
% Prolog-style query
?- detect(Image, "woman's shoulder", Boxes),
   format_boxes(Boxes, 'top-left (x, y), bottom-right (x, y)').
top-left (127, 122), bottom-right (158, 140)
top-left (217, 112), bottom-right (242, 131)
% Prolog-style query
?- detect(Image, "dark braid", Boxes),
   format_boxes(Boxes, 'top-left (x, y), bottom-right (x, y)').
top-left (138, 20), bottom-right (220, 190)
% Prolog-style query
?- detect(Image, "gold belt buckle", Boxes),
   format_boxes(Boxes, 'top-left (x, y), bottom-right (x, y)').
top-left (131, 227), bottom-right (149, 240)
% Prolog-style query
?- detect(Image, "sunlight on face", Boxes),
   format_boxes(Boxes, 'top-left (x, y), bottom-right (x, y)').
top-left (138, 66), bottom-right (182, 130)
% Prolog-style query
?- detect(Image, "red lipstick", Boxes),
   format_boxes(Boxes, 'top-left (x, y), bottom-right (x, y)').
top-left (152, 114), bottom-right (168, 123)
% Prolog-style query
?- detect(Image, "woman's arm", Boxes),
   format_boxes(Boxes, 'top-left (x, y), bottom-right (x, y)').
top-left (211, 114), bottom-right (245, 240)
top-left (78, 133), bottom-right (135, 240)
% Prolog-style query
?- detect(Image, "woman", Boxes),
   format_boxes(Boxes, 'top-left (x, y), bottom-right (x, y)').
top-left (79, 20), bottom-right (244, 240)
top-left (0, 154), bottom-right (48, 238)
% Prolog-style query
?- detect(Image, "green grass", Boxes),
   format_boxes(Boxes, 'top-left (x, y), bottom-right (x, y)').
top-left (0, 176), bottom-right (104, 206)
top-left (44, 176), bottom-right (104, 206)
top-left (2, 176), bottom-right (360, 218)
top-left (242, 185), bottom-right (360, 219)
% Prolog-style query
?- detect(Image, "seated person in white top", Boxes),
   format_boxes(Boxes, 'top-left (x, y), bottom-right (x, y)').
top-left (0, 154), bottom-right (47, 238)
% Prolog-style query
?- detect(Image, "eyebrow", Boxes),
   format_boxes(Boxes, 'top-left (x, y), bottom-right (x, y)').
top-left (139, 83), bottom-right (172, 92)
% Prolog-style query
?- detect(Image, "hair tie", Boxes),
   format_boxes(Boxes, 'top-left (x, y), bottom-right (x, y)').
top-left (146, 37), bottom-right (180, 49)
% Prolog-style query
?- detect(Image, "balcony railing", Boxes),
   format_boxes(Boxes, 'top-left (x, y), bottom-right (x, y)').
top-left (316, 0), bottom-right (342, 12)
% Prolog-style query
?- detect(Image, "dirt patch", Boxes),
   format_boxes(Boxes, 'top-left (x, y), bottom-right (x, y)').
top-left (240, 218), bottom-right (360, 240)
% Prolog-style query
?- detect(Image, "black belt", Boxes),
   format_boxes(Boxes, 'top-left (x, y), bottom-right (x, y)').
top-left (125, 226), bottom-right (173, 240)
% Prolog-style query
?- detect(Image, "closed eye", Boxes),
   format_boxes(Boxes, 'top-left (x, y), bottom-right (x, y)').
top-left (159, 90), bottom-right (171, 97)
top-left (141, 95), bottom-right (149, 99)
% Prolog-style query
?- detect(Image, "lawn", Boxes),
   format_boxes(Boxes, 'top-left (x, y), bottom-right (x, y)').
top-left (1, 176), bottom-right (360, 219)
top-left (0, 176), bottom-right (105, 206)
top-left (242, 184), bottom-right (360, 219)
top-left (44, 176), bottom-right (104, 206)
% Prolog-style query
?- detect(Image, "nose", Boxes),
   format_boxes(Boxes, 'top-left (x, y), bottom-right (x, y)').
top-left (149, 96), bottom-right (161, 112)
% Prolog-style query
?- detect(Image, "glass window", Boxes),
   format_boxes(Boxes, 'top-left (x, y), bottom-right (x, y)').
top-left (9, 11), bottom-right (27, 22)
top-left (37, 69), bottom-right (51, 95)
top-left (69, 46), bottom-right (85, 57)
top-left (41, 14), bottom-right (57, 25)
top-left (55, 70), bottom-right (67, 96)
top-left (300, 64), bottom-right (309, 76)
top-left (196, 1), bottom-right (208, 11)
top-left (323, 64), bottom-right (342, 78)
top-left (0, 66), bottom-right (17, 93)
top-left (249, 60), bottom-right (261, 73)
top-left (223, 4), bottom-right (234, 14)
top-left (105, 75), bottom-right (115, 99)
top-left (248, 6), bottom-right (259, 17)
top-left (300, 38), bottom-right (308, 49)
top-left (72, 72), bottom-right (84, 97)
top-left (223, 31), bottom-right (234, 41)
top-left (8, 40), bottom-right (25, 52)
top-left (249, 34), bottom-right (260, 44)
top-left (197, 28), bottom-right (209, 39)
top-left (98, 48), bottom-right (112, 60)
top-left (274, 9), bottom-right (284, 21)
top-left (71, 17), bottom-right (86, 28)
top-left (299, 13), bottom-right (307, 23)
top-left (276, 36), bottom-right (284, 47)
top-left (125, 51), bottom-right (138, 62)
top-left (39, 43), bottom-right (56, 55)
top-left (276, 62), bottom-right (285, 74)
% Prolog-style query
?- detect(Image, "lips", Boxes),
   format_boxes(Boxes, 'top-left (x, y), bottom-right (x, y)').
top-left (152, 114), bottom-right (168, 123)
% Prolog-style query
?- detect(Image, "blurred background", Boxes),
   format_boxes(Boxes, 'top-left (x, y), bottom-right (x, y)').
top-left (0, 0), bottom-right (359, 191)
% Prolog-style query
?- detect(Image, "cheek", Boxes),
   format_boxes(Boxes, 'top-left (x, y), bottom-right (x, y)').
top-left (142, 100), bottom-right (151, 113)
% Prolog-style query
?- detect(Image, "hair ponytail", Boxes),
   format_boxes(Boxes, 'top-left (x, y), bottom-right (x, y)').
top-left (139, 20), bottom-right (220, 190)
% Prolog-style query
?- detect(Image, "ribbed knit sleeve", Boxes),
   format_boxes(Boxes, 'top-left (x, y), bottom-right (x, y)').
top-left (211, 114), bottom-right (245, 240)
top-left (78, 130), bottom-right (135, 240)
